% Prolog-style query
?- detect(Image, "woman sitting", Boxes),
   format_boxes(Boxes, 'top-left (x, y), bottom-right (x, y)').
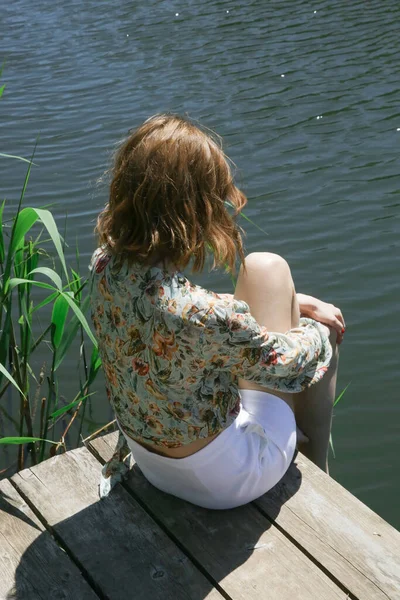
top-left (89, 113), bottom-right (344, 509)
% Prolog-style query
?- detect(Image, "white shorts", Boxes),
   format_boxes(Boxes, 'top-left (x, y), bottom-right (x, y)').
top-left (117, 389), bottom-right (297, 510)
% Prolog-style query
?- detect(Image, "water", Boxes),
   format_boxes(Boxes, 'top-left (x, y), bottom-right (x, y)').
top-left (1, 0), bottom-right (399, 528)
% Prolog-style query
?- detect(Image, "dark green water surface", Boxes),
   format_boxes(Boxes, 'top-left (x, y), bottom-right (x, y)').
top-left (1, 0), bottom-right (399, 527)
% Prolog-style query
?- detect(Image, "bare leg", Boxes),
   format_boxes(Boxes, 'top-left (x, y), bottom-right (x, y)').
top-left (294, 328), bottom-right (339, 473)
top-left (233, 252), bottom-right (298, 411)
top-left (233, 252), bottom-right (339, 473)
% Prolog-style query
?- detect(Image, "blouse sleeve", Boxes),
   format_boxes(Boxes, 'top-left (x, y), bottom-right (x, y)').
top-left (200, 297), bottom-right (333, 393)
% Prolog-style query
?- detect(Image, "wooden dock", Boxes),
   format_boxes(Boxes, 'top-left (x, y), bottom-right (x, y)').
top-left (1, 430), bottom-right (399, 600)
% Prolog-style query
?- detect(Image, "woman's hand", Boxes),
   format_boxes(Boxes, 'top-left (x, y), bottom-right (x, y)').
top-left (297, 293), bottom-right (346, 345)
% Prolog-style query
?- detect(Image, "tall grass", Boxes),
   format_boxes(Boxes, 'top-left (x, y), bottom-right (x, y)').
top-left (0, 172), bottom-right (101, 470)
top-left (0, 76), bottom-right (101, 472)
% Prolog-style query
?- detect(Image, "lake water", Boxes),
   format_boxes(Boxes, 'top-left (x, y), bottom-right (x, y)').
top-left (1, 0), bottom-right (399, 528)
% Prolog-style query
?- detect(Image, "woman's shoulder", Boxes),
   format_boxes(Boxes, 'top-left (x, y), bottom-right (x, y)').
top-left (89, 247), bottom-right (139, 278)
top-left (183, 279), bottom-right (251, 322)
top-left (89, 246), bottom-right (112, 275)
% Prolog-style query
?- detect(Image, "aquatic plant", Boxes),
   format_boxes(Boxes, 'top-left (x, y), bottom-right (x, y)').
top-left (0, 74), bottom-right (100, 472)
top-left (0, 163), bottom-right (101, 471)
top-left (329, 382), bottom-right (351, 458)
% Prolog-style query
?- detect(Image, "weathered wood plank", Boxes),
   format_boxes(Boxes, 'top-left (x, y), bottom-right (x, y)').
top-left (0, 478), bottom-right (99, 600)
top-left (11, 447), bottom-right (222, 600)
top-left (255, 453), bottom-right (400, 600)
top-left (89, 432), bottom-right (349, 600)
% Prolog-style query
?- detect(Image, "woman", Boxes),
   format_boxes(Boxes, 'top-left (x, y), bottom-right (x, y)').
top-left (89, 114), bottom-right (345, 509)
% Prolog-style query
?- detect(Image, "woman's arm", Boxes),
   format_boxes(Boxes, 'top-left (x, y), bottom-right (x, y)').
top-left (197, 297), bottom-right (332, 393)
top-left (221, 292), bottom-right (346, 344)
top-left (297, 293), bottom-right (346, 344)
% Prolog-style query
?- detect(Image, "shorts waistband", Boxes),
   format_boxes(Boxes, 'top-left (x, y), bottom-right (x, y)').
top-left (117, 415), bottom-right (238, 470)
top-left (239, 388), bottom-right (294, 420)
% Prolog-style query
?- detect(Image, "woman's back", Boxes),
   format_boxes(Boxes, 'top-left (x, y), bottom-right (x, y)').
top-left (90, 247), bottom-right (331, 452)
top-left (90, 248), bottom-right (245, 449)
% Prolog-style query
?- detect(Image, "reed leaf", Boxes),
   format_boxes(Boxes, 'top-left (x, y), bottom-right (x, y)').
top-left (9, 278), bottom-right (54, 292)
top-left (54, 295), bottom-right (90, 370)
top-left (9, 208), bottom-right (38, 260)
top-left (51, 294), bottom-right (69, 349)
top-left (0, 152), bottom-right (37, 165)
top-left (0, 311), bottom-right (11, 383)
top-left (9, 278), bottom-right (97, 347)
top-left (0, 363), bottom-right (26, 399)
top-left (333, 381), bottom-right (351, 407)
top-left (9, 274), bottom-right (96, 350)
top-left (6, 207), bottom-right (68, 287)
top-left (0, 436), bottom-right (57, 445)
top-left (0, 199), bottom-right (5, 264)
top-left (329, 433), bottom-right (336, 459)
top-left (30, 291), bottom-right (58, 313)
top-left (33, 208), bottom-right (69, 282)
top-left (60, 291), bottom-right (97, 347)
top-left (224, 200), bottom-right (269, 236)
top-left (29, 266), bottom-right (62, 291)
top-left (49, 392), bottom-right (94, 419)
top-left (239, 211), bottom-right (270, 236)
top-left (87, 345), bottom-right (102, 386)
top-left (329, 382), bottom-right (351, 457)
top-left (69, 268), bottom-right (82, 298)
top-left (18, 294), bottom-right (32, 334)
top-left (26, 240), bottom-right (39, 275)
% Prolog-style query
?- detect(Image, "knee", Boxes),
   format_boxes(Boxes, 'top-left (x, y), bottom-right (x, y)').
top-left (240, 252), bottom-right (291, 282)
top-left (235, 252), bottom-right (296, 330)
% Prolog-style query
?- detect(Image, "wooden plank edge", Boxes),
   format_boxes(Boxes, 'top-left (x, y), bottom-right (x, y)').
top-left (7, 476), bottom-right (108, 600)
top-left (254, 454), bottom-right (400, 600)
top-left (89, 432), bottom-right (400, 600)
top-left (0, 478), bottom-right (100, 600)
top-left (86, 433), bottom-right (354, 600)
top-left (252, 500), bottom-right (358, 600)
top-left (86, 435), bottom-right (233, 600)
top-left (89, 432), bottom-right (400, 599)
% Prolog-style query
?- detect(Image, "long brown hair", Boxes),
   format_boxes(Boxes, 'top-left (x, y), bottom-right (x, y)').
top-left (96, 113), bottom-right (247, 274)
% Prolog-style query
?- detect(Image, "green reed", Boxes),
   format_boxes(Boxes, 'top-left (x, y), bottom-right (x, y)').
top-left (329, 382), bottom-right (351, 458)
top-left (0, 185), bottom-right (101, 470)
top-left (0, 75), bottom-right (101, 471)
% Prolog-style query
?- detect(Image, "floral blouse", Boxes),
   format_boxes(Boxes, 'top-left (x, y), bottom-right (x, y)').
top-left (89, 247), bottom-right (332, 497)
